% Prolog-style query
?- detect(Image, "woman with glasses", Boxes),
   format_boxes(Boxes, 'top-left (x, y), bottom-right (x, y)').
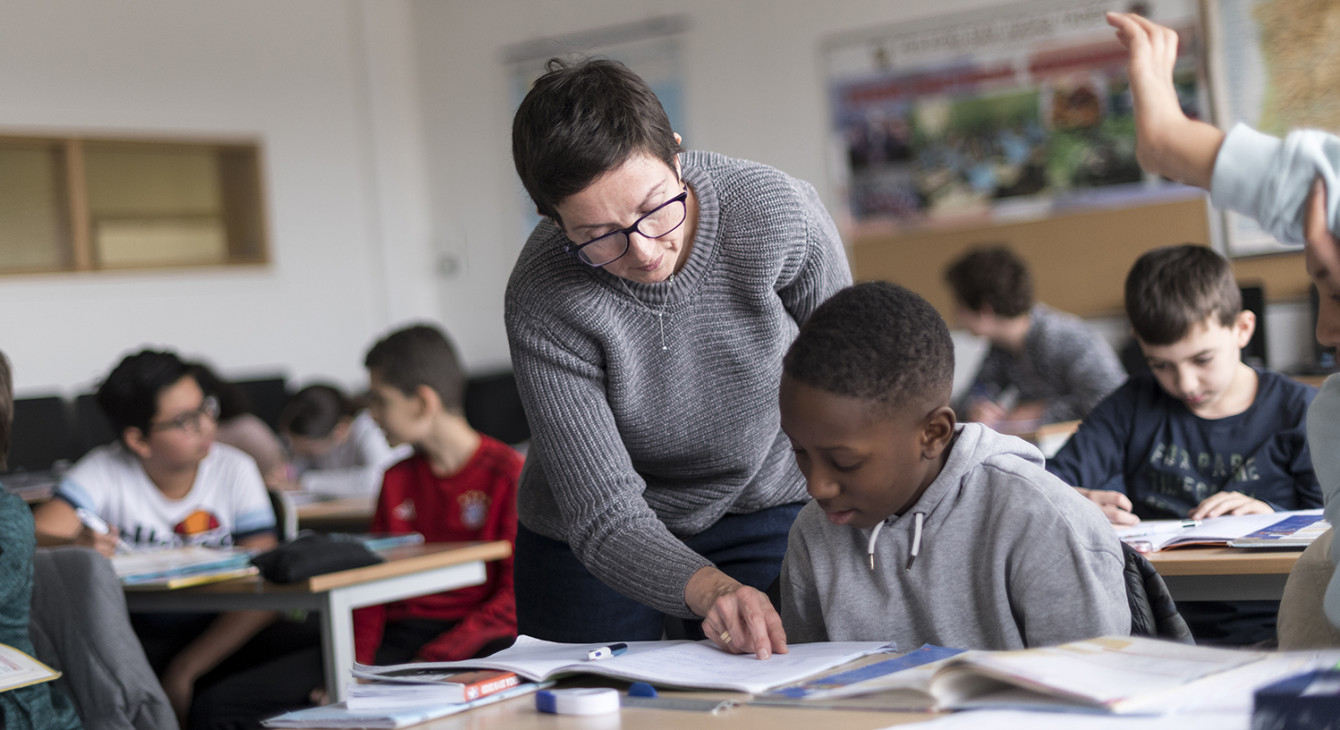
top-left (506, 58), bottom-right (851, 657)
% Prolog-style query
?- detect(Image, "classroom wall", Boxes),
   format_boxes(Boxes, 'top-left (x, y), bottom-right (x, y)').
top-left (1, 0), bottom-right (1318, 398)
top-left (0, 0), bottom-right (437, 394)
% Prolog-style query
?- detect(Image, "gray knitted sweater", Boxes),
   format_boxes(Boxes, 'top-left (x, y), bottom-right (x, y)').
top-left (504, 151), bottom-right (851, 617)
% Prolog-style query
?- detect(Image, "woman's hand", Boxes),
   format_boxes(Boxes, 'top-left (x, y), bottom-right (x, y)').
top-left (685, 566), bottom-right (787, 659)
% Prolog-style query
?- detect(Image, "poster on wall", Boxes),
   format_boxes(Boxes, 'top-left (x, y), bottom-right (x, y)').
top-left (823, 0), bottom-right (1204, 235)
top-left (1207, 0), bottom-right (1340, 257)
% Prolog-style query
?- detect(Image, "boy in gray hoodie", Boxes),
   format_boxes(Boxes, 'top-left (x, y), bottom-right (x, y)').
top-left (779, 282), bottom-right (1129, 650)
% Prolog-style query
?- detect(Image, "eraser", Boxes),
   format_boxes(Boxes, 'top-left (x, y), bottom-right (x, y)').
top-left (536, 688), bottom-right (621, 715)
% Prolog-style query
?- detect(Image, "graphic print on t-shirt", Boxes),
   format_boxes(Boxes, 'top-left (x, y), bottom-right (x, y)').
top-left (173, 510), bottom-right (230, 547)
top-left (458, 490), bottom-right (490, 530)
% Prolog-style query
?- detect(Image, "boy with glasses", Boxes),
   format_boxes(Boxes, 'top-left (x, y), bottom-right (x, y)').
top-left (33, 349), bottom-right (291, 728)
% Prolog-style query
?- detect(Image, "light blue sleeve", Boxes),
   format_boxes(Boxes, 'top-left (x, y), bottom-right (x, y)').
top-left (1210, 123), bottom-right (1340, 245)
top-left (1304, 374), bottom-right (1340, 630)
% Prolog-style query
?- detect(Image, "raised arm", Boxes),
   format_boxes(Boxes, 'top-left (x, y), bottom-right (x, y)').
top-left (1106, 11), bottom-right (1224, 189)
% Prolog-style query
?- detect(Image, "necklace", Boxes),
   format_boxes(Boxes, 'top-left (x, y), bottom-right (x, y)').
top-left (618, 273), bottom-right (675, 351)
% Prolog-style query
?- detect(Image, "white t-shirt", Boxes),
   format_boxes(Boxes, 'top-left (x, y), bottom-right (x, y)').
top-left (58, 442), bottom-right (276, 549)
top-left (293, 410), bottom-right (409, 497)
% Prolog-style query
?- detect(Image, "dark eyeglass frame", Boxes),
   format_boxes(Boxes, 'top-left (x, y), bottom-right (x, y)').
top-left (562, 188), bottom-right (689, 267)
top-left (149, 394), bottom-right (220, 433)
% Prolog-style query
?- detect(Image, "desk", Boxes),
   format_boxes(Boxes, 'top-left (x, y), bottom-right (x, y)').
top-left (1146, 547), bottom-right (1301, 601)
top-left (293, 494), bottom-right (376, 532)
top-left (124, 541), bottom-right (510, 702)
top-left (303, 685), bottom-right (934, 730)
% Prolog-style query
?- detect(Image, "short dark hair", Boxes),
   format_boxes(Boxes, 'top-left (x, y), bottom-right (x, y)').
top-left (279, 384), bottom-right (355, 439)
top-left (364, 324), bottom-right (465, 414)
top-left (784, 282), bottom-right (955, 415)
top-left (1125, 244), bottom-right (1241, 345)
top-left (512, 57), bottom-right (681, 222)
top-left (97, 350), bottom-right (194, 442)
top-left (943, 245), bottom-right (1034, 317)
top-left (0, 350), bottom-right (12, 471)
top-left (185, 361), bottom-right (252, 421)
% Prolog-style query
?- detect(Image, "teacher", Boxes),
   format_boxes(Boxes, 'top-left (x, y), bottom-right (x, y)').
top-left (505, 57), bottom-right (851, 658)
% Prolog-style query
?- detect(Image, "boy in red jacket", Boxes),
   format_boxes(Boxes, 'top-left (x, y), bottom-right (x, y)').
top-left (354, 324), bottom-right (521, 663)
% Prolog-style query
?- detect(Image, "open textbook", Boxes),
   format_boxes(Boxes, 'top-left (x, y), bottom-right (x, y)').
top-left (759, 636), bottom-right (1300, 714)
top-left (1116, 510), bottom-right (1327, 552)
top-left (0, 642), bottom-right (61, 694)
top-left (351, 635), bottom-right (893, 694)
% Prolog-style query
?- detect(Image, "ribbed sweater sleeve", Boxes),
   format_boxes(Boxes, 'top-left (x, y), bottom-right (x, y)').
top-left (505, 151), bottom-right (851, 618)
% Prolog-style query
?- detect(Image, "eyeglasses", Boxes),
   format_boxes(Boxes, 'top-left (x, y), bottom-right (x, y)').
top-left (563, 188), bottom-right (689, 267)
top-left (150, 395), bottom-right (220, 434)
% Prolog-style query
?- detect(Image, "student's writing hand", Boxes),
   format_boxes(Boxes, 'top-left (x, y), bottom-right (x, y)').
top-left (1106, 11), bottom-right (1222, 189)
top-left (1074, 487), bottom-right (1140, 526)
top-left (74, 524), bottom-right (121, 557)
top-left (686, 566), bottom-right (788, 660)
top-left (1190, 491), bottom-right (1272, 520)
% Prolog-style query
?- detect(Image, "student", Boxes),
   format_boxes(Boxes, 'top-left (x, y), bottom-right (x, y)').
top-left (31, 350), bottom-right (299, 727)
top-left (779, 282), bottom-right (1129, 649)
top-left (353, 324), bottom-right (520, 663)
top-left (1047, 244), bottom-right (1319, 645)
top-left (1107, 11), bottom-right (1340, 640)
top-left (275, 383), bottom-right (407, 497)
top-left (0, 349), bottom-right (83, 730)
top-left (1047, 244), bottom-right (1319, 524)
top-left (945, 244), bottom-right (1126, 432)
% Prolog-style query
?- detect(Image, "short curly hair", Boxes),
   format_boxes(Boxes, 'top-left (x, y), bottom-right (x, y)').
top-left (943, 244), bottom-right (1033, 317)
top-left (784, 282), bottom-right (954, 415)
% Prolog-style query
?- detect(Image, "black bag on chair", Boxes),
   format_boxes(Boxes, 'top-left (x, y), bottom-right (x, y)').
top-left (250, 533), bottom-right (383, 583)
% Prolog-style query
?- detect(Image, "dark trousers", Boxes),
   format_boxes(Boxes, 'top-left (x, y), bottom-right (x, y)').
top-left (514, 502), bottom-right (804, 642)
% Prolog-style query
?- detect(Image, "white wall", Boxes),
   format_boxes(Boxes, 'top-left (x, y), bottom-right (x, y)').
top-left (0, 0), bottom-right (438, 395)
top-left (1, 0), bottom-right (1318, 399)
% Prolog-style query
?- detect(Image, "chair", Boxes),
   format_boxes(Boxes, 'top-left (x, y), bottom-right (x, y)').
top-left (29, 547), bottom-right (178, 730)
top-left (464, 371), bottom-right (530, 446)
top-left (6, 395), bottom-right (78, 474)
top-left (1277, 527), bottom-right (1340, 649)
top-left (73, 393), bottom-right (118, 459)
top-left (268, 487), bottom-right (298, 542)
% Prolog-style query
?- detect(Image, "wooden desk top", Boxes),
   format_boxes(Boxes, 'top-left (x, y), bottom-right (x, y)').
top-left (170, 541), bottom-right (511, 595)
top-left (319, 684), bottom-right (935, 730)
top-left (293, 494), bottom-right (377, 524)
top-left (1144, 546), bottom-right (1300, 576)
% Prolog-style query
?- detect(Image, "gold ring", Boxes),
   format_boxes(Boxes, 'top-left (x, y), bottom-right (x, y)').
top-left (720, 630), bottom-right (732, 644)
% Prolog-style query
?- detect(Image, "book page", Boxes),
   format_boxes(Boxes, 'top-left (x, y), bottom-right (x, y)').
top-left (355, 635), bottom-right (893, 694)
top-left (937, 636), bottom-right (1264, 711)
top-left (0, 642), bottom-right (60, 693)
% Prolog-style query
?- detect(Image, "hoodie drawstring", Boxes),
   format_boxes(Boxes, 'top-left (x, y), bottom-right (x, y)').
top-left (905, 512), bottom-right (925, 571)
top-left (868, 512), bottom-right (926, 570)
top-left (866, 520), bottom-right (885, 570)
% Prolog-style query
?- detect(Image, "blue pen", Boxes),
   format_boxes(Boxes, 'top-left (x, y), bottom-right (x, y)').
top-left (586, 643), bottom-right (628, 661)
